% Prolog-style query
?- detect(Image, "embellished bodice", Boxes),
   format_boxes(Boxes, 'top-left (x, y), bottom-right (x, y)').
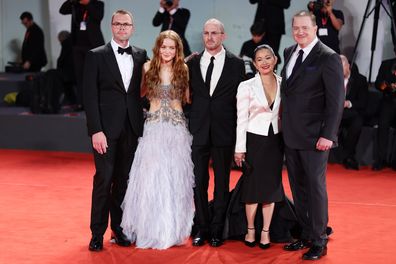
top-left (145, 84), bottom-right (186, 126)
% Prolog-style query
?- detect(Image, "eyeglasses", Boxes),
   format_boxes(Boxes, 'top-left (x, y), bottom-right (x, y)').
top-left (112, 22), bottom-right (133, 29)
top-left (203, 31), bottom-right (224, 37)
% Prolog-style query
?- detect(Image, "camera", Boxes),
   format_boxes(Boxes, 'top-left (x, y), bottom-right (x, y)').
top-left (165, 0), bottom-right (173, 7)
top-left (311, 0), bottom-right (324, 13)
top-left (310, 0), bottom-right (331, 13)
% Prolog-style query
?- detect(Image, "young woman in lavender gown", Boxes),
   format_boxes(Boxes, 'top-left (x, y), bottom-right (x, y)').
top-left (121, 30), bottom-right (194, 250)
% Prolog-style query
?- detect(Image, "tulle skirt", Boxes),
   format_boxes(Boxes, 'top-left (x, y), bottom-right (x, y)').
top-left (121, 119), bottom-right (195, 250)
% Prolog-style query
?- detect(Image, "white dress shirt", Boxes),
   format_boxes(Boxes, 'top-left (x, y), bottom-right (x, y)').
top-left (286, 37), bottom-right (319, 79)
top-left (200, 47), bottom-right (226, 96)
top-left (235, 73), bottom-right (282, 153)
top-left (111, 38), bottom-right (133, 91)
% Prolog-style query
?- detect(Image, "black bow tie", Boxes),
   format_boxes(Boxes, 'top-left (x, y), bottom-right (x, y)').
top-left (118, 46), bottom-right (132, 55)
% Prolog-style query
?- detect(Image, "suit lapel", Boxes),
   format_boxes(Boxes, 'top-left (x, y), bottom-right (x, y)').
top-left (272, 75), bottom-right (281, 111)
top-left (193, 52), bottom-right (211, 98)
top-left (283, 45), bottom-right (297, 76)
top-left (211, 51), bottom-right (231, 98)
top-left (103, 43), bottom-right (126, 92)
top-left (281, 45), bottom-right (295, 90)
top-left (252, 74), bottom-right (267, 107)
top-left (127, 46), bottom-right (141, 93)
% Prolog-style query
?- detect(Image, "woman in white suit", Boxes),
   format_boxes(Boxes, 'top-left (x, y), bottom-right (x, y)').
top-left (234, 44), bottom-right (284, 249)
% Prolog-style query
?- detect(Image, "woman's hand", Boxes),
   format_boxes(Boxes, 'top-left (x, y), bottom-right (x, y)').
top-left (234, 152), bottom-right (246, 167)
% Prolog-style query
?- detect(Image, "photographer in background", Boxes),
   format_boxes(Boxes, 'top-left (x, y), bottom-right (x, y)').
top-left (308, 0), bottom-right (344, 53)
top-left (152, 0), bottom-right (191, 56)
top-left (372, 53), bottom-right (396, 171)
top-left (59, 0), bottom-right (105, 110)
top-left (249, 0), bottom-right (290, 60)
top-left (20, 12), bottom-right (47, 72)
top-left (239, 21), bottom-right (270, 78)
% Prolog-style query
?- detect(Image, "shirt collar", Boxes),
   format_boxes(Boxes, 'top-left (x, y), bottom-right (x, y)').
top-left (203, 46), bottom-right (226, 61)
top-left (111, 38), bottom-right (131, 53)
top-left (297, 37), bottom-right (319, 56)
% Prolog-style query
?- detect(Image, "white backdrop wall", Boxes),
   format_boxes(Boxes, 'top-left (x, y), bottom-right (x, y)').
top-left (0, 0), bottom-right (394, 81)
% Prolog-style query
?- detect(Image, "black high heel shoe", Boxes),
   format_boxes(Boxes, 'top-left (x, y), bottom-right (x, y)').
top-left (259, 229), bottom-right (270, 249)
top-left (244, 227), bottom-right (256, 247)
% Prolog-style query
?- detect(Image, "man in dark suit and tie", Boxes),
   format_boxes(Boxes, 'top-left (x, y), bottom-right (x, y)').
top-left (83, 9), bottom-right (147, 252)
top-left (187, 18), bottom-right (245, 247)
top-left (60, 0), bottom-right (105, 108)
top-left (281, 11), bottom-right (344, 260)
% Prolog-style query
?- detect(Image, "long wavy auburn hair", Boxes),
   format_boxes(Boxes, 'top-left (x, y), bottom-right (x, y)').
top-left (144, 30), bottom-right (189, 104)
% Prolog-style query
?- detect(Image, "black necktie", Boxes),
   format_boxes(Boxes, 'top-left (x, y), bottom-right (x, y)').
top-left (118, 46), bottom-right (132, 55)
top-left (205, 56), bottom-right (215, 90)
top-left (290, 49), bottom-right (304, 78)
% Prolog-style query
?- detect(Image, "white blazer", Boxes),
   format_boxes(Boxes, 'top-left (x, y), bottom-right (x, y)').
top-left (235, 73), bottom-right (282, 153)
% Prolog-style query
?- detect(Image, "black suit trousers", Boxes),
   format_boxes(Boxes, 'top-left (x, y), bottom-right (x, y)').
top-left (377, 97), bottom-right (396, 163)
top-left (284, 146), bottom-right (329, 246)
top-left (192, 144), bottom-right (233, 237)
top-left (90, 118), bottom-right (138, 236)
top-left (340, 109), bottom-right (363, 159)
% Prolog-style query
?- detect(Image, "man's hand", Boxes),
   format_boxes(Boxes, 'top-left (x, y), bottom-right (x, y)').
top-left (92, 131), bottom-right (108, 154)
top-left (160, 0), bottom-right (167, 9)
top-left (322, 1), bottom-right (333, 15)
top-left (316, 137), bottom-right (333, 151)
top-left (234, 153), bottom-right (246, 167)
top-left (22, 61), bottom-right (31, 70)
top-left (79, 0), bottom-right (90, 5)
top-left (390, 83), bottom-right (396, 92)
top-left (344, 100), bottom-right (352, 108)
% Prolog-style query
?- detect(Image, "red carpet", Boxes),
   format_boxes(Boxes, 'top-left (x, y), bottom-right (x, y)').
top-left (1, 149), bottom-right (395, 263)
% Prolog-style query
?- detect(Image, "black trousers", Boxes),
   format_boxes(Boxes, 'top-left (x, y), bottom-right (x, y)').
top-left (90, 119), bottom-right (138, 236)
top-left (340, 109), bottom-right (364, 159)
top-left (284, 146), bottom-right (329, 247)
top-left (376, 96), bottom-right (396, 163)
top-left (192, 144), bottom-right (233, 237)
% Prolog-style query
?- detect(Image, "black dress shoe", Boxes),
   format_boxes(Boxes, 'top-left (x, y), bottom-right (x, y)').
top-left (111, 230), bottom-right (131, 247)
top-left (89, 236), bottom-right (103, 251)
top-left (326, 226), bottom-right (334, 236)
top-left (192, 232), bottom-right (207, 247)
top-left (302, 245), bottom-right (327, 260)
top-left (343, 157), bottom-right (359, 170)
top-left (209, 237), bottom-right (223, 247)
top-left (284, 239), bottom-right (311, 251)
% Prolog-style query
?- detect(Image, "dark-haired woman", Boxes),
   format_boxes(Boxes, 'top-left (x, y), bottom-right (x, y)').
top-left (234, 44), bottom-right (284, 249)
